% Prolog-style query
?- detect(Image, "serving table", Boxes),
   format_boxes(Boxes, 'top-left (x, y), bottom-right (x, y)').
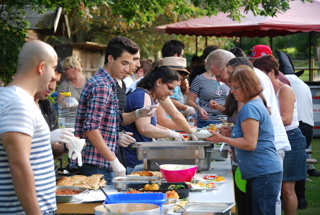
top-left (56, 157), bottom-right (235, 214)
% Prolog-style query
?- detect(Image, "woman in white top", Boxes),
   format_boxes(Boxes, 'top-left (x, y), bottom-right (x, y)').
top-left (254, 55), bottom-right (307, 215)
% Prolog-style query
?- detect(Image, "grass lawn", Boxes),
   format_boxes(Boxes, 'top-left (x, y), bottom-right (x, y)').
top-left (297, 137), bottom-right (320, 215)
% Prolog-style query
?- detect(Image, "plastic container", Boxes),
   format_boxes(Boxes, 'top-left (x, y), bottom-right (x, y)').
top-left (160, 164), bottom-right (197, 182)
top-left (58, 92), bottom-right (78, 128)
top-left (105, 193), bottom-right (166, 213)
top-left (95, 203), bottom-right (161, 215)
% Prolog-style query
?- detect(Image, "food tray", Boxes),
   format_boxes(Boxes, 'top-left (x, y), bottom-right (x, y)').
top-left (56, 186), bottom-right (88, 203)
top-left (112, 176), bottom-right (161, 190)
top-left (133, 141), bottom-right (212, 171)
top-left (181, 202), bottom-right (235, 215)
top-left (127, 182), bottom-right (189, 198)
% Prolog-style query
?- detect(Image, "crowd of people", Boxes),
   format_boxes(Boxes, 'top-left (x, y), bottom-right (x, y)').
top-left (0, 37), bottom-right (319, 215)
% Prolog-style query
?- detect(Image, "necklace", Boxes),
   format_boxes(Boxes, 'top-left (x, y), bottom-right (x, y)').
top-left (207, 71), bottom-right (222, 96)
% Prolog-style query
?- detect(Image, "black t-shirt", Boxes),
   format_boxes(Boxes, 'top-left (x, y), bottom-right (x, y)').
top-left (117, 80), bottom-right (127, 129)
top-left (39, 99), bottom-right (58, 131)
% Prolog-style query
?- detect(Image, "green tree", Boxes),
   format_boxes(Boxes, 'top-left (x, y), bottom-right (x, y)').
top-left (0, 0), bottom-right (311, 84)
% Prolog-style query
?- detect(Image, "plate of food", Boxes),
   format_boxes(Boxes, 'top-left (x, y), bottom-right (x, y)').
top-left (189, 128), bottom-right (213, 139)
top-left (203, 175), bottom-right (227, 184)
top-left (186, 182), bottom-right (216, 191)
top-left (126, 182), bottom-right (189, 198)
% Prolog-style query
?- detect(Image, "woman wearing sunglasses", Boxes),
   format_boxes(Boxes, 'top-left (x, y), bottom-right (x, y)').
top-left (122, 66), bottom-right (185, 174)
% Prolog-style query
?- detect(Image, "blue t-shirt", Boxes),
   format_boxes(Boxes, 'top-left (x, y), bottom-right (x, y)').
top-left (170, 86), bottom-right (184, 104)
top-left (232, 99), bottom-right (282, 180)
top-left (123, 88), bottom-right (157, 168)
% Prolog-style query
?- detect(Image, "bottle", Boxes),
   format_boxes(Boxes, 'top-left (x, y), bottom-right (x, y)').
top-left (58, 92), bottom-right (79, 128)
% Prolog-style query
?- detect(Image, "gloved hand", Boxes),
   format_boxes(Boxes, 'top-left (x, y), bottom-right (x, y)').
top-left (183, 106), bottom-right (196, 116)
top-left (109, 158), bottom-right (126, 177)
top-left (68, 137), bottom-right (85, 167)
top-left (135, 104), bottom-right (158, 118)
top-left (188, 133), bottom-right (198, 141)
top-left (168, 130), bottom-right (184, 141)
top-left (50, 128), bottom-right (74, 144)
top-left (118, 131), bottom-right (136, 147)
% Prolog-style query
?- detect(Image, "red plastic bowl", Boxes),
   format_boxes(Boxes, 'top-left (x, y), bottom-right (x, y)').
top-left (160, 164), bottom-right (197, 182)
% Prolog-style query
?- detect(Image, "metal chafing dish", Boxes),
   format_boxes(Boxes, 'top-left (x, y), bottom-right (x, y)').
top-left (181, 202), bottom-right (235, 215)
top-left (133, 141), bottom-right (212, 171)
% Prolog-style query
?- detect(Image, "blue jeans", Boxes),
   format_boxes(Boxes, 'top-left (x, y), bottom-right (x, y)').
top-left (79, 163), bottom-right (114, 185)
top-left (246, 172), bottom-right (282, 215)
top-left (43, 211), bottom-right (55, 215)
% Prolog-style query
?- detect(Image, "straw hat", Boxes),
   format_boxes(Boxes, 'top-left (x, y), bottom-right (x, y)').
top-left (162, 57), bottom-right (190, 74)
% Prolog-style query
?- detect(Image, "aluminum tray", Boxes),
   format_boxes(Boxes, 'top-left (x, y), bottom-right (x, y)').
top-left (181, 202), bottom-right (235, 215)
top-left (112, 176), bottom-right (161, 190)
top-left (133, 141), bottom-right (212, 171)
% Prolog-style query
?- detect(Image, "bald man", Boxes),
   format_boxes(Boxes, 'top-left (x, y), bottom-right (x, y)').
top-left (0, 40), bottom-right (57, 214)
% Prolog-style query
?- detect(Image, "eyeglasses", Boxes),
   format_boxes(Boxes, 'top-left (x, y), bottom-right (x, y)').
top-left (230, 86), bottom-right (241, 91)
top-left (63, 67), bottom-right (72, 71)
top-left (216, 67), bottom-right (226, 79)
top-left (165, 82), bottom-right (175, 92)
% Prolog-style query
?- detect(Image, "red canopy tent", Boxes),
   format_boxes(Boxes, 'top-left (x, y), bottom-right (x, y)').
top-left (156, 1), bottom-right (320, 80)
top-left (156, 0), bottom-right (320, 38)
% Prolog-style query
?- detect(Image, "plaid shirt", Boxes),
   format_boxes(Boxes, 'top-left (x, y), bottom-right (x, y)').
top-left (72, 67), bottom-right (120, 170)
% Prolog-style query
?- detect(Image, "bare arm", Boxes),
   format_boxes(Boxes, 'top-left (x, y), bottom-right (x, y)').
top-left (156, 104), bottom-right (181, 130)
top-left (51, 143), bottom-right (65, 159)
top-left (2, 132), bottom-right (42, 215)
top-left (170, 98), bottom-right (188, 111)
top-left (205, 118), bottom-right (259, 151)
top-left (121, 111), bottom-right (138, 126)
top-left (136, 94), bottom-right (171, 138)
top-left (85, 129), bottom-right (117, 161)
top-left (159, 97), bottom-right (192, 133)
top-left (186, 91), bottom-right (208, 120)
top-left (278, 85), bottom-right (295, 126)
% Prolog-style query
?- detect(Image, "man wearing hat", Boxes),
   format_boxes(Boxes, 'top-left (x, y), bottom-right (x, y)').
top-left (162, 57), bottom-right (196, 117)
top-left (249, 45), bottom-right (291, 86)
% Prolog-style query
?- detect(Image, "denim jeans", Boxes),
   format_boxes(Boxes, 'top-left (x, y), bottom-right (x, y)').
top-left (246, 171), bottom-right (282, 215)
top-left (43, 211), bottom-right (55, 215)
top-left (79, 163), bottom-right (114, 185)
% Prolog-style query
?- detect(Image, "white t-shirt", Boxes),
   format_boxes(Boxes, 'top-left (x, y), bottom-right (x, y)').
top-left (285, 74), bottom-right (314, 126)
top-left (0, 86), bottom-right (56, 214)
top-left (123, 76), bottom-right (134, 92)
top-left (254, 68), bottom-right (291, 151)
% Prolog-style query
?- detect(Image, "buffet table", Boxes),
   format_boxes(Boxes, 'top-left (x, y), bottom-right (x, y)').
top-left (56, 157), bottom-right (235, 214)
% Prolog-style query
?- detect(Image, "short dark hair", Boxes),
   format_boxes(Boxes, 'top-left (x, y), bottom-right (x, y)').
top-left (229, 47), bottom-right (246, 58)
top-left (203, 45), bottom-right (219, 58)
top-left (161, 40), bottom-right (185, 57)
top-left (104, 36), bottom-right (140, 64)
top-left (227, 57), bottom-right (253, 70)
top-left (55, 58), bottom-right (63, 74)
top-left (137, 66), bottom-right (180, 91)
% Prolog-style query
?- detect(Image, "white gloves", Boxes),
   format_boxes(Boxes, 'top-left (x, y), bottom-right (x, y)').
top-left (68, 137), bottom-right (85, 167)
top-left (50, 128), bottom-right (74, 144)
top-left (188, 133), bottom-right (198, 141)
top-left (183, 106), bottom-right (196, 116)
top-left (135, 104), bottom-right (158, 118)
top-left (168, 130), bottom-right (184, 141)
top-left (109, 158), bottom-right (126, 177)
top-left (118, 131), bottom-right (136, 147)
